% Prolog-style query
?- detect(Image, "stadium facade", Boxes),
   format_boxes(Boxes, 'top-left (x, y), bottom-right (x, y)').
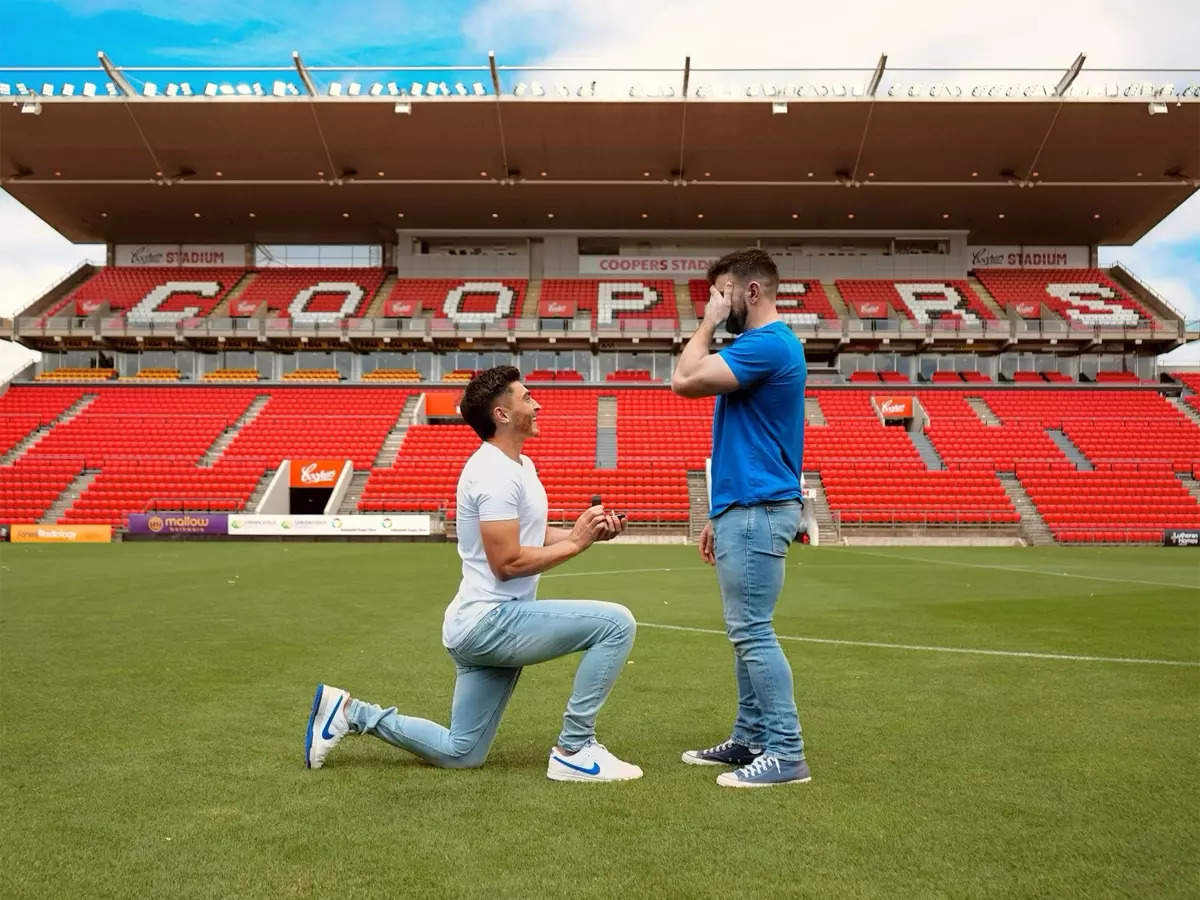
top-left (1, 56), bottom-right (1199, 544)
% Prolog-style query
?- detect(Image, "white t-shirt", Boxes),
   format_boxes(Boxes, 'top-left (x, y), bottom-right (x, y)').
top-left (442, 441), bottom-right (549, 648)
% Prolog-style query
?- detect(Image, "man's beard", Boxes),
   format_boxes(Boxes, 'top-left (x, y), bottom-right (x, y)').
top-left (725, 306), bottom-right (748, 335)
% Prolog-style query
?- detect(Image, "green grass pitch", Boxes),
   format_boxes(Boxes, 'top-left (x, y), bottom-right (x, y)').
top-left (2, 542), bottom-right (1197, 899)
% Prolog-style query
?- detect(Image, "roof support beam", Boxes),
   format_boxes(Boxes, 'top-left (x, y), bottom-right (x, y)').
top-left (677, 56), bottom-right (691, 183)
top-left (292, 51), bottom-right (317, 96)
top-left (488, 51), bottom-right (513, 181)
top-left (867, 53), bottom-right (887, 98)
top-left (1054, 52), bottom-right (1086, 97)
top-left (97, 51), bottom-right (134, 97)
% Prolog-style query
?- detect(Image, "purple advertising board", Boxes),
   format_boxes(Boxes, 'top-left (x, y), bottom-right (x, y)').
top-left (128, 513), bottom-right (229, 535)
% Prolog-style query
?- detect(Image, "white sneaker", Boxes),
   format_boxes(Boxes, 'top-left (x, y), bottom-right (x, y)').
top-left (546, 740), bottom-right (643, 782)
top-left (305, 683), bottom-right (350, 769)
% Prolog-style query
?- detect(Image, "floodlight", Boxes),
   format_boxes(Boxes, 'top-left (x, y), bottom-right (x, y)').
top-left (1156, 83), bottom-right (1174, 96)
top-left (661, 85), bottom-right (675, 97)
top-left (747, 84), bottom-right (760, 97)
top-left (272, 80), bottom-right (286, 97)
top-left (1148, 102), bottom-right (1168, 115)
top-left (329, 82), bottom-right (343, 96)
top-left (472, 82), bottom-right (485, 96)
top-left (106, 82), bottom-right (119, 96)
top-left (410, 82), bottom-right (423, 95)
top-left (165, 83), bottom-right (178, 96)
top-left (531, 81), bottom-right (545, 96)
top-left (20, 101), bottom-right (41, 115)
top-left (454, 82), bottom-right (467, 95)
top-left (347, 82), bottom-right (361, 96)
top-left (143, 82), bottom-right (158, 96)
top-left (62, 83), bottom-right (76, 96)
top-left (438, 81), bottom-right (450, 95)
top-left (426, 81), bottom-right (438, 96)
top-left (771, 101), bottom-right (788, 115)
top-left (393, 101), bottom-right (411, 115)
top-left (0, 84), bottom-right (9, 96)
top-left (252, 83), bottom-right (264, 96)
top-left (515, 82), bottom-right (528, 96)
top-left (219, 84), bottom-right (234, 95)
top-left (764, 82), bottom-right (777, 96)
top-left (386, 82), bottom-right (400, 95)
top-left (179, 82), bottom-right (192, 96)
top-left (369, 82), bottom-right (383, 96)
top-left (204, 82), bottom-right (217, 96)
top-left (235, 83), bottom-right (251, 95)
top-left (833, 83), bottom-right (847, 97)
top-left (16, 83), bottom-right (28, 94)
top-left (286, 84), bottom-right (299, 96)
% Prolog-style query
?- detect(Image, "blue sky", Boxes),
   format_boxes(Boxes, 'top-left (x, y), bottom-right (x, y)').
top-left (0, 0), bottom-right (1197, 376)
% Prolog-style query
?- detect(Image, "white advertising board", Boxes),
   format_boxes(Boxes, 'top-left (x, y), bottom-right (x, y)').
top-left (227, 514), bottom-right (432, 536)
top-left (115, 244), bottom-right (245, 267)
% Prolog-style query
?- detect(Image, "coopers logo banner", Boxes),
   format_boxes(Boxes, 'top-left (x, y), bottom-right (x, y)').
top-left (128, 513), bottom-right (228, 535)
top-left (11, 524), bottom-right (112, 543)
top-left (875, 396), bottom-right (913, 418)
top-left (851, 299), bottom-right (889, 319)
top-left (290, 459), bottom-right (348, 488)
top-left (538, 299), bottom-right (576, 317)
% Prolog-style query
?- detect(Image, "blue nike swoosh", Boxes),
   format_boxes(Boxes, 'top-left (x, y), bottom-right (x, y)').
top-left (320, 695), bottom-right (344, 740)
top-left (552, 755), bottom-right (600, 775)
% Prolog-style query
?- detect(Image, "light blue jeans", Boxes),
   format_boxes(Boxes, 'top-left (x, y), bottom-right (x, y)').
top-left (713, 500), bottom-right (805, 761)
top-left (347, 598), bottom-right (636, 768)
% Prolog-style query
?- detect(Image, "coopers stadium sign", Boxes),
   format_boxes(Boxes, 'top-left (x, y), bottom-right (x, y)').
top-left (116, 244), bottom-right (243, 267)
top-left (580, 256), bottom-right (717, 275)
top-left (968, 246), bottom-right (1088, 269)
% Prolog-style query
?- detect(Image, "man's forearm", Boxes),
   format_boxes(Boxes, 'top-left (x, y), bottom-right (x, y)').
top-left (544, 525), bottom-right (573, 546)
top-left (497, 539), bottom-right (582, 580)
top-left (674, 319), bottom-right (716, 380)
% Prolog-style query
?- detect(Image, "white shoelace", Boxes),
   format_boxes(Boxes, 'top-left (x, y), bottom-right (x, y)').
top-left (738, 755), bottom-right (780, 779)
top-left (703, 739), bottom-right (736, 755)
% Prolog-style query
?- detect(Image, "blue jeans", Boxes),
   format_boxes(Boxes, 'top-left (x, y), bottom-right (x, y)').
top-left (347, 599), bottom-right (636, 768)
top-left (713, 500), bottom-right (805, 761)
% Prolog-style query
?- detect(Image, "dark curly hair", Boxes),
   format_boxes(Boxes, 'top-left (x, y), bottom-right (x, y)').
top-left (461, 365), bottom-right (522, 440)
top-left (706, 247), bottom-right (779, 291)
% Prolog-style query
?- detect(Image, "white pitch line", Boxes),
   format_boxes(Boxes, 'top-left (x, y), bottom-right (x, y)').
top-left (835, 548), bottom-right (1200, 591)
top-left (638, 622), bottom-right (1200, 668)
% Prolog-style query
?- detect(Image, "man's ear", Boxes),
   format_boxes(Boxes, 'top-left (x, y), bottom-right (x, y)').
top-left (747, 280), bottom-right (761, 303)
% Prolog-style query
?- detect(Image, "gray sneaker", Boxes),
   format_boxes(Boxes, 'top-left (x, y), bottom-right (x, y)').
top-left (716, 754), bottom-right (811, 788)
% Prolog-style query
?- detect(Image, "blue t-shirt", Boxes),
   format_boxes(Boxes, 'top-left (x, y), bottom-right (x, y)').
top-left (710, 320), bottom-right (807, 517)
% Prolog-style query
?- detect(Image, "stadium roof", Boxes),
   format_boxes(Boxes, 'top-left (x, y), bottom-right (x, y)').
top-left (3, 61), bottom-right (1198, 245)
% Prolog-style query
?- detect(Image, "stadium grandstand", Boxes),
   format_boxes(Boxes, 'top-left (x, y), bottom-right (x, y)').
top-left (1, 55), bottom-right (1199, 545)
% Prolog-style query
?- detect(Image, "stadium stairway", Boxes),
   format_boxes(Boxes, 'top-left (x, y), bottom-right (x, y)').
top-left (1168, 395), bottom-right (1200, 428)
top-left (596, 396), bottom-right (617, 469)
top-left (1, 393), bottom-right (98, 465)
top-left (674, 281), bottom-right (698, 330)
top-left (909, 430), bottom-right (946, 470)
top-left (822, 282), bottom-right (852, 320)
top-left (966, 396), bottom-right (1002, 426)
top-left (200, 394), bottom-right (271, 466)
top-left (966, 275), bottom-right (1008, 320)
top-left (364, 272), bottom-right (399, 318)
top-left (245, 470), bottom-right (275, 513)
top-left (804, 396), bottom-right (827, 426)
top-left (997, 473), bottom-right (1055, 546)
top-left (687, 470), bottom-right (709, 541)
top-left (208, 271), bottom-right (258, 318)
top-left (1047, 430), bottom-right (1094, 470)
top-left (41, 470), bottom-right (99, 524)
top-left (373, 394), bottom-right (422, 468)
top-left (337, 471), bottom-right (371, 514)
top-left (803, 472), bottom-right (840, 543)
top-left (1176, 472), bottom-right (1200, 505)
top-left (522, 281), bottom-right (543, 323)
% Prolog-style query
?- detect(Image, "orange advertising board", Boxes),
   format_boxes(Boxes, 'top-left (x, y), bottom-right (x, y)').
top-left (11, 524), bottom-right (112, 543)
top-left (875, 396), bottom-right (913, 419)
top-left (425, 393), bottom-right (460, 417)
top-left (289, 459), bottom-right (348, 488)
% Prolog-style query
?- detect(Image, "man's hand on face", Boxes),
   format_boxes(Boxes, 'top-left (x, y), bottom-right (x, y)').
top-left (703, 280), bottom-right (733, 329)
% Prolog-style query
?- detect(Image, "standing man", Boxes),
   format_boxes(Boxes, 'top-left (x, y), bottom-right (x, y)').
top-left (670, 248), bottom-right (810, 788)
top-left (305, 366), bottom-right (642, 782)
